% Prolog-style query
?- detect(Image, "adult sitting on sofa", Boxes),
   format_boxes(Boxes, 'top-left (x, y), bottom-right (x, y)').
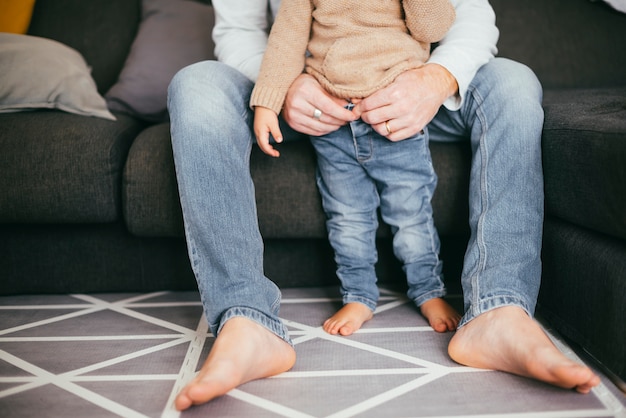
top-left (0, 0), bottom-right (625, 393)
top-left (166, 0), bottom-right (607, 409)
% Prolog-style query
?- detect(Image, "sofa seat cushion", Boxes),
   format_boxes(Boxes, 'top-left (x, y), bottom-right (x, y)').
top-left (0, 111), bottom-right (143, 223)
top-left (123, 123), bottom-right (184, 237)
top-left (542, 87), bottom-right (626, 240)
top-left (254, 139), bottom-right (471, 238)
top-left (123, 125), bottom-right (328, 238)
top-left (123, 125), bottom-right (471, 239)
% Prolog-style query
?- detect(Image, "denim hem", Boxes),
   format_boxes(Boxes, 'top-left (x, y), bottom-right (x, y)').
top-left (342, 295), bottom-right (378, 312)
top-left (457, 295), bottom-right (533, 329)
top-left (215, 306), bottom-right (294, 347)
top-left (411, 288), bottom-right (447, 307)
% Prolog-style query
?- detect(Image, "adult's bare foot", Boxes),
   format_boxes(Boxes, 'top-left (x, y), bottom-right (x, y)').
top-left (323, 302), bottom-right (373, 336)
top-left (419, 297), bottom-right (461, 332)
top-left (175, 317), bottom-right (296, 411)
top-left (448, 306), bottom-right (601, 393)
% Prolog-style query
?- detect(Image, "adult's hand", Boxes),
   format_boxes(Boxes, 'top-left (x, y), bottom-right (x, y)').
top-left (282, 74), bottom-right (356, 136)
top-left (355, 63), bottom-right (459, 141)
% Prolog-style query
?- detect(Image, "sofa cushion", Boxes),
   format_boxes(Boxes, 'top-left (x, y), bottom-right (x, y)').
top-left (0, 112), bottom-right (144, 223)
top-left (0, 222), bottom-right (196, 295)
top-left (542, 87), bottom-right (626, 240)
top-left (123, 124), bottom-right (184, 237)
top-left (105, 0), bottom-right (215, 122)
top-left (259, 140), bottom-right (470, 238)
top-left (491, 0), bottom-right (626, 89)
top-left (27, 0), bottom-right (141, 94)
top-left (599, 0), bottom-right (626, 13)
top-left (122, 126), bottom-right (328, 238)
top-left (0, 34), bottom-right (115, 121)
top-left (123, 127), bottom-right (471, 239)
top-left (251, 140), bottom-right (328, 239)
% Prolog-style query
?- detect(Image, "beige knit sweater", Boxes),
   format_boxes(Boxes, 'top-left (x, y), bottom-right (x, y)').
top-left (250, 0), bottom-right (455, 114)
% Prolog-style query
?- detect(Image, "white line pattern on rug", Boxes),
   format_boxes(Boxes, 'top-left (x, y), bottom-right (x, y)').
top-left (0, 290), bottom-right (624, 417)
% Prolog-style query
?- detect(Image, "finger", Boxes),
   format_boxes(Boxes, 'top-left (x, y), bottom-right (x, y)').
top-left (269, 122), bottom-right (283, 144)
top-left (313, 111), bottom-right (349, 129)
top-left (288, 107), bottom-right (348, 137)
top-left (374, 119), bottom-right (395, 138)
top-left (359, 102), bottom-right (394, 127)
top-left (314, 99), bottom-right (355, 125)
top-left (386, 128), bottom-right (413, 142)
top-left (378, 120), bottom-right (421, 142)
top-left (296, 119), bottom-right (337, 137)
top-left (283, 74), bottom-right (356, 136)
top-left (255, 131), bottom-right (280, 158)
top-left (357, 92), bottom-right (389, 115)
top-left (350, 104), bottom-right (363, 120)
top-left (261, 142), bottom-right (280, 157)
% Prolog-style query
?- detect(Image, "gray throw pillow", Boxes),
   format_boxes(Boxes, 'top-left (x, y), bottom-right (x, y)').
top-left (590, 0), bottom-right (626, 13)
top-left (104, 0), bottom-right (214, 122)
top-left (601, 0), bottom-right (626, 13)
top-left (0, 33), bottom-right (116, 120)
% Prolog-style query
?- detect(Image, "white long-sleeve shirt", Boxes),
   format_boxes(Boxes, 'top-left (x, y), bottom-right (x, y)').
top-left (212, 0), bottom-right (498, 110)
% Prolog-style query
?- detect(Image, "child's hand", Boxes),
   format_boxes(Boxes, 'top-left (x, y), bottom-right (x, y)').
top-left (254, 106), bottom-right (283, 157)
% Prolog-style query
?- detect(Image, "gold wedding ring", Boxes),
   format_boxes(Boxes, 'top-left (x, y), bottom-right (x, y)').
top-left (385, 120), bottom-right (392, 135)
top-left (313, 108), bottom-right (323, 120)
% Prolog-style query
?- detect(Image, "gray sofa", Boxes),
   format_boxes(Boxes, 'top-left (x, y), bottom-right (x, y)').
top-left (1, 0), bottom-right (624, 387)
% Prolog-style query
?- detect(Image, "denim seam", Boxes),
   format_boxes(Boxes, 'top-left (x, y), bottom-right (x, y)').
top-left (423, 134), bottom-right (441, 286)
top-left (466, 83), bottom-right (489, 319)
top-left (351, 121), bottom-right (374, 163)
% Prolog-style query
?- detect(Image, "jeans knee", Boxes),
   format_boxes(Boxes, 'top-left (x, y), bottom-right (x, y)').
top-left (169, 60), bottom-right (253, 112)
top-left (477, 58), bottom-right (543, 104)
top-left (471, 58), bottom-right (544, 137)
top-left (169, 62), bottom-right (202, 104)
top-left (169, 61), bottom-right (222, 111)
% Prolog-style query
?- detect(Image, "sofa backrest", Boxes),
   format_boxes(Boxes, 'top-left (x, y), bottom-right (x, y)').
top-left (27, 0), bottom-right (142, 95)
top-left (24, 0), bottom-right (625, 94)
top-left (492, 0), bottom-right (626, 89)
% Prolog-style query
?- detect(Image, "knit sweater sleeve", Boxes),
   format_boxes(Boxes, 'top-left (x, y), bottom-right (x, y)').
top-left (403, 0), bottom-right (456, 43)
top-left (250, 0), bottom-right (313, 114)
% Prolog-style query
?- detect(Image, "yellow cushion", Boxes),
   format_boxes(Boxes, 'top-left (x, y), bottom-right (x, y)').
top-left (0, 0), bottom-right (37, 34)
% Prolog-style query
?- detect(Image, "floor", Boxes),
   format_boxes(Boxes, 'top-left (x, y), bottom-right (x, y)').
top-left (0, 287), bottom-right (624, 418)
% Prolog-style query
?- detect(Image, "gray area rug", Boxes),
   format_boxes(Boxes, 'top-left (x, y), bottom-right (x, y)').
top-left (0, 287), bottom-right (624, 417)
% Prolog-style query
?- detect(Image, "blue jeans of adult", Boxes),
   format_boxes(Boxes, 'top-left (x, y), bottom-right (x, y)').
top-left (311, 120), bottom-right (445, 312)
top-left (168, 57), bottom-right (544, 345)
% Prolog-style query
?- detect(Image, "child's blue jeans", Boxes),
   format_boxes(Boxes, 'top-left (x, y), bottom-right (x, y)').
top-left (311, 119), bottom-right (445, 311)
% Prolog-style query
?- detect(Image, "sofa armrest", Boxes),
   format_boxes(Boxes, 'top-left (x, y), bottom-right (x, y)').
top-left (542, 87), bottom-right (626, 240)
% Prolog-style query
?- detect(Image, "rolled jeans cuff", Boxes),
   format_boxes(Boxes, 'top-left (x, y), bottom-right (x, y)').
top-left (412, 288), bottom-right (447, 308)
top-left (343, 295), bottom-right (378, 312)
top-left (216, 306), bottom-right (293, 347)
top-left (458, 295), bottom-right (534, 329)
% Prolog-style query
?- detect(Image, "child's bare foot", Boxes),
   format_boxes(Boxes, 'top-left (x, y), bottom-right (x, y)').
top-left (323, 302), bottom-right (374, 336)
top-left (420, 297), bottom-right (461, 332)
top-left (448, 306), bottom-right (601, 393)
top-left (174, 317), bottom-right (296, 411)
